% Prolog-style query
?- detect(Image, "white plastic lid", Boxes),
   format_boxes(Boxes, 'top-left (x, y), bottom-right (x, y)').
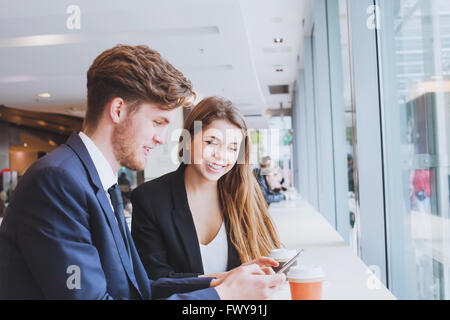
top-left (287, 265), bottom-right (325, 281)
top-left (269, 248), bottom-right (298, 261)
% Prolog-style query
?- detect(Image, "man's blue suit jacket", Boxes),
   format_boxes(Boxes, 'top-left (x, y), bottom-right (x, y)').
top-left (0, 132), bottom-right (219, 300)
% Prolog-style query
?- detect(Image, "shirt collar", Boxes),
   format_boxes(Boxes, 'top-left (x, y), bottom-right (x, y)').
top-left (78, 131), bottom-right (118, 191)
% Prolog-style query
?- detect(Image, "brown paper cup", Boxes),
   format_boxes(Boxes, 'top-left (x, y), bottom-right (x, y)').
top-left (287, 266), bottom-right (325, 300)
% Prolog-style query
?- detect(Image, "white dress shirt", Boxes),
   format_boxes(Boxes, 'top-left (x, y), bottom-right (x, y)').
top-left (78, 132), bottom-right (117, 212)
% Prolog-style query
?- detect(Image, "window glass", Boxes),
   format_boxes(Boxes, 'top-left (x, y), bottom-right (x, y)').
top-left (377, 0), bottom-right (450, 299)
top-left (327, 0), bottom-right (359, 252)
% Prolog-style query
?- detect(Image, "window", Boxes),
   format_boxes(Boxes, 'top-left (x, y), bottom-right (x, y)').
top-left (377, 0), bottom-right (450, 299)
top-left (326, 0), bottom-right (359, 251)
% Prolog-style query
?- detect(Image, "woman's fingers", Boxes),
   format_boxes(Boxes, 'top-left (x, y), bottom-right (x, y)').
top-left (253, 256), bottom-right (279, 267)
top-left (242, 257), bottom-right (279, 269)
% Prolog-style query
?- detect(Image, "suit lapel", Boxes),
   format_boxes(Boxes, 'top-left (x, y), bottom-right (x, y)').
top-left (125, 225), bottom-right (152, 300)
top-left (95, 190), bottom-right (140, 288)
top-left (170, 164), bottom-right (204, 273)
top-left (64, 132), bottom-right (142, 297)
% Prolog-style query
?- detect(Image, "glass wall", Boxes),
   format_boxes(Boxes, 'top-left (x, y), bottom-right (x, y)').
top-left (295, 0), bottom-right (360, 247)
top-left (377, 0), bottom-right (450, 299)
top-left (297, 0), bottom-right (450, 297)
top-left (326, 0), bottom-right (359, 252)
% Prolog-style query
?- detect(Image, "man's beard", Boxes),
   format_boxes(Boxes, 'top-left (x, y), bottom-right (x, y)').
top-left (111, 116), bottom-right (146, 171)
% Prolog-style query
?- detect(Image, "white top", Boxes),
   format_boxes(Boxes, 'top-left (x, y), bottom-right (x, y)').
top-left (78, 132), bottom-right (117, 212)
top-left (199, 222), bottom-right (228, 275)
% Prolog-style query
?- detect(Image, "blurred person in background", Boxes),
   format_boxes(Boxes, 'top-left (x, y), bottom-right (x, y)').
top-left (411, 169), bottom-right (431, 213)
top-left (254, 156), bottom-right (287, 205)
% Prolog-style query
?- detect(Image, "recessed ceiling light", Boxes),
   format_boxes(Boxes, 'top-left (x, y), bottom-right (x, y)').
top-left (0, 75), bottom-right (34, 83)
top-left (37, 93), bottom-right (51, 98)
top-left (274, 38), bottom-right (283, 44)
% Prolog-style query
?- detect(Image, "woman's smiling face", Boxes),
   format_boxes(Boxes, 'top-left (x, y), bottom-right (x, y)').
top-left (190, 119), bottom-right (244, 182)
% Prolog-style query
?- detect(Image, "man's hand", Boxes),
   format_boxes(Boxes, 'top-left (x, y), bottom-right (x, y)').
top-left (209, 256), bottom-right (280, 287)
top-left (214, 264), bottom-right (286, 300)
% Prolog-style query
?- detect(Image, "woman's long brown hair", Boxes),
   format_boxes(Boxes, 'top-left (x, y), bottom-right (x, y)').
top-left (180, 96), bottom-right (281, 262)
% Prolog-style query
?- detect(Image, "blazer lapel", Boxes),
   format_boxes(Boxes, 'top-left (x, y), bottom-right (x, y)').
top-left (170, 164), bottom-right (204, 273)
top-left (64, 132), bottom-right (142, 297)
top-left (125, 225), bottom-right (152, 300)
top-left (95, 190), bottom-right (140, 288)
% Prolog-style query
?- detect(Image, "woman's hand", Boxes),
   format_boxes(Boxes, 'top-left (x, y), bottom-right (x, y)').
top-left (200, 272), bottom-right (227, 279)
top-left (202, 272), bottom-right (228, 287)
top-left (242, 256), bottom-right (278, 275)
top-left (242, 256), bottom-right (278, 267)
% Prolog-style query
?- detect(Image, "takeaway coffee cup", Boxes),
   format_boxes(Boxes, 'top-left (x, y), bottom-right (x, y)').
top-left (269, 248), bottom-right (298, 273)
top-left (287, 265), bottom-right (326, 300)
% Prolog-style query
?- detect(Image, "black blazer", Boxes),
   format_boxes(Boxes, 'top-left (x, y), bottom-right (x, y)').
top-left (131, 164), bottom-right (241, 280)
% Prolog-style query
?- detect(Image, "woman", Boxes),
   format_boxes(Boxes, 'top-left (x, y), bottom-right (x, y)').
top-left (131, 96), bottom-right (281, 280)
top-left (254, 156), bottom-right (287, 205)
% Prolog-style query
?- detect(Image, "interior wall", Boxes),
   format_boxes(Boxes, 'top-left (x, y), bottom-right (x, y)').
top-left (10, 151), bottom-right (38, 176)
top-left (144, 107), bottom-right (184, 181)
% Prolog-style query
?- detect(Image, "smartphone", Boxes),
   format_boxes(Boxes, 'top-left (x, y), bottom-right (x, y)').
top-left (276, 249), bottom-right (304, 274)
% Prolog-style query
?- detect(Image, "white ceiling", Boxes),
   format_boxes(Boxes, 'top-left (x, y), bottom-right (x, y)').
top-left (0, 0), bottom-right (306, 129)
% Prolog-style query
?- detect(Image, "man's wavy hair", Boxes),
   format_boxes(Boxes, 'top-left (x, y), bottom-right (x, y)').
top-left (84, 44), bottom-right (194, 129)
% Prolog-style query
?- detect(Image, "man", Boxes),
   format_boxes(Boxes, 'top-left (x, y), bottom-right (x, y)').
top-left (0, 45), bottom-right (284, 299)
